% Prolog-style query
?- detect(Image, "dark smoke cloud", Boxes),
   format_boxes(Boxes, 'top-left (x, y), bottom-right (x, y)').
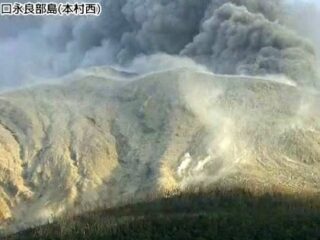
top-left (94, 0), bottom-right (283, 63)
top-left (0, 0), bottom-right (318, 88)
top-left (181, 3), bottom-right (317, 85)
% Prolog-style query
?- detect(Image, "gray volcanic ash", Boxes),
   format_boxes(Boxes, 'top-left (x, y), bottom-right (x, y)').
top-left (0, 0), bottom-right (319, 87)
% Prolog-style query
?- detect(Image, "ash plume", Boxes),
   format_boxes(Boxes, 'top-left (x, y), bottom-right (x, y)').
top-left (1, 1), bottom-right (320, 233)
top-left (0, 0), bottom-right (319, 88)
top-left (181, 3), bottom-right (316, 85)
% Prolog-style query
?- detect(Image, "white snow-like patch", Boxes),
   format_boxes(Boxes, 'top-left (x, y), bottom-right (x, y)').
top-left (177, 153), bottom-right (192, 177)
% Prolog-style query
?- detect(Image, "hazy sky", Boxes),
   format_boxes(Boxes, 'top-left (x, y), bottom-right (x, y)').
top-left (0, 0), bottom-right (319, 89)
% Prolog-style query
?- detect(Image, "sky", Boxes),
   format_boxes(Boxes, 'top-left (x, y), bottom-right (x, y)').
top-left (0, 0), bottom-right (319, 89)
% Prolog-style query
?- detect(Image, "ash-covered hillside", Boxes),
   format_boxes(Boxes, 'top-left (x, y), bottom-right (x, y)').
top-left (1, 68), bottom-right (320, 233)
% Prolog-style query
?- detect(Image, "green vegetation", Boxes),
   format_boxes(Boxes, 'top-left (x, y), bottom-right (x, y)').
top-left (6, 188), bottom-right (320, 240)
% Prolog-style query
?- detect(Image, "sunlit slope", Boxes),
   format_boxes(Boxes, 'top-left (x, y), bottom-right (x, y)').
top-left (0, 69), bottom-right (320, 230)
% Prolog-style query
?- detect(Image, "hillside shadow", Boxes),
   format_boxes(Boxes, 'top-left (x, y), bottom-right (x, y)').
top-left (6, 188), bottom-right (320, 240)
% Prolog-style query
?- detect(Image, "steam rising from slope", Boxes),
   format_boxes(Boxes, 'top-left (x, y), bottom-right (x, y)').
top-left (0, 0), bottom-right (319, 87)
top-left (2, 68), bottom-right (320, 234)
top-left (1, 0), bottom-right (320, 234)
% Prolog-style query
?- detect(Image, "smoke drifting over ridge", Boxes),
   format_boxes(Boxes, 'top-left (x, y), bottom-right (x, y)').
top-left (0, 0), bottom-right (319, 88)
top-left (2, 1), bottom-right (320, 232)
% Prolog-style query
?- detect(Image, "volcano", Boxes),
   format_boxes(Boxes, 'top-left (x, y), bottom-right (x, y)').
top-left (0, 67), bottom-right (320, 233)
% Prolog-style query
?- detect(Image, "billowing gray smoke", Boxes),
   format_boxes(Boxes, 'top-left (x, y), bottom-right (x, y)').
top-left (0, 0), bottom-right (319, 88)
top-left (181, 3), bottom-right (316, 84)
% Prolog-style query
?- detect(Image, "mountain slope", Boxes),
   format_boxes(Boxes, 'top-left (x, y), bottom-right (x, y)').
top-left (0, 68), bottom-right (320, 233)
